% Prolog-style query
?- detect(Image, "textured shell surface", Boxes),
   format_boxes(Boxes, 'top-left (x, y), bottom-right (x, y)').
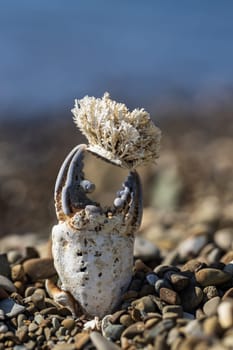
top-left (52, 221), bottom-right (134, 318)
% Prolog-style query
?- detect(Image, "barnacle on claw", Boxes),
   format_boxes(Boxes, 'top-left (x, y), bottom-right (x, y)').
top-left (71, 92), bottom-right (161, 169)
top-left (50, 144), bottom-right (143, 317)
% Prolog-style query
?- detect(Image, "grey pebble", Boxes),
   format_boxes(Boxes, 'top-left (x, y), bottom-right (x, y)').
top-left (13, 346), bottom-right (27, 350)
top-left (146, 319), bottom-right (174, 339)
top-left (183, 312), bottom-right (195, 320)
top-left (0, 298), bottom-right (25, 318)
top-left (103, 323), bottom-right (125, 341)
top-left (0, 274), bottom-right (16, 293)
top-left (134, 236), bottom-right (160, 261)
top-left (207, 248), bottom-right (223, 264)
top-left (0, 323), bottom-right (8, 333)
top-left (184, 319), bottom-right (203, 337)
top-left (90, 331), bottom-right (121, 350)
top-left (177, 234), bottom-right (208, 258)
top-left (52, 317), bottom-right (60, 331)
top-left (146, 273), bottom-right (159, 285)
top-left (223, 262), bottom-right (233, 275)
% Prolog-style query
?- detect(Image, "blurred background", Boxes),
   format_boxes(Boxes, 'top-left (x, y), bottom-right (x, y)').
top-left (0, 1), bottom-right (233, 247)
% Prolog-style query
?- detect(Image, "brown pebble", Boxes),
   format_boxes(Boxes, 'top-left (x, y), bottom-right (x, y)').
top-left (203, 315), bottom-right (222, 336)
top-left (16, 326), bottom-right (28, 342)
top-left (163, 305), bottom-right (183, 318)
top-left (132, 295), bottom-right (157, 313)
top-left (134, 259), bottom-right (152, 273)
top-left (14, 281), bottom-right (24, 294)
top-left (61, 318), bottom-right (75, 330)
top-left (110, 310), bottom-right (126, 324)
top-left (181, 259), bottom-right (204, 273)
top-left (159, 288), bottom-right (181, 305)
top-left (121, 322), bottom-right (145, 339)
top-left (75, 332), bottom-right (90, 349)
top-left (23, 258), bottom-right (56, 281)
top-left (221, 250), bottom-right (233, 264)
top-left (11, 264), bottom-right (25, 281)
top-left (169, 273), bottom-right (190, 291)
top-left (144, 317), bottom-right (160, 329)
top-left (163, 311), bottom-right (179, 320)
top-left (223, 287), bottom-right (233, 300)
top-left (119, 314), bottom-right (134, 327)
top-left (195, 268), bottom-right (232, 286)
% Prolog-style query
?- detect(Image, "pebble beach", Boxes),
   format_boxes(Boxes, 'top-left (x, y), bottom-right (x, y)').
top-left (0, 114), bottom-right (233, 350)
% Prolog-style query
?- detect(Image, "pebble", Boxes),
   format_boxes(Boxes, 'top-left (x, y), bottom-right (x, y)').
top-left (181, 259), bottom-right (205, 273)
top-left (0, 298), bottom-right (25, 318)
top-left (203, 286), bottom-right (219, 301)
top-left (223, 261), bottom-right (233, 275)
top-left (11, 265), bottom-right (25, 282)
top-left (61, 318), bottom-right (75, 330)
top-left (168, 273), bottom-right (190, 291)
top-left (22, 258), bottom-right (56, 281)
top-left (119, 314), bottom-right (134, 327)
top-left (121, 322), bottom-right (145, 339)
top-left (214, 228), bottom-right (233, 251)
top-left (146, 319), bottom-right (174, 339)
top-left (195, 268), bottom-right (232, 287)
top-left (218, 300), bottom-right (233, 329)
top-left (203, 296), bottom-right (221, 316)
top-left (103, 324), bottom-right (125, 341)
top-left (0, 323), bottom-right (8, 333)
top-left (203, 315), bottom-right (222, 336)
top-left (75, 332), bottom-right (90, 349)
top-left (159, 288), bottom-right (181, 305)
top-left (221, 250), bottom-right (233, 264)
top-left (223, 287), bottom-right (233, 300)
top-left (134, 236), bottom-right (160, 262)
top-left (183, 319), bottom-right (203, 337)
top-left (177, 234), bottom-right (208, 258)
top-left (163, 305), bottom-right (183, 318)
top-left (146, 273), bottom-right (159, 285)
top-left (132, 295), bottom-right (157, 313)
top-left (90, 331), bottom-right (121, 350)
top-left (180, 286), bottom-right (203, 312)
top-left (0, 275), bottom-right (17, 293)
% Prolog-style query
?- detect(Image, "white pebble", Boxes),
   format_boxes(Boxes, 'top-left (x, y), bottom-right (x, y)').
top-left (218, 300), bottom-right (233, 329)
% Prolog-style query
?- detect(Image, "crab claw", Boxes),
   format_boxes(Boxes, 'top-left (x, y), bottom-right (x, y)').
top-left (54, 144), bottom-right (97, 221)
top-left (113, 170), bottom-right (143, 234)
top-left (51, 145), bottom-right (143, 317)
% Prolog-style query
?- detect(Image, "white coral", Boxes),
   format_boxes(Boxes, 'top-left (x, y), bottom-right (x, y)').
top-left (71, 92), bottom-right (161, 169)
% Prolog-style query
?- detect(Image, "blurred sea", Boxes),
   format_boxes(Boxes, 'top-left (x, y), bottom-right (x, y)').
top-left (1, 0), bottom-right (233, 118)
